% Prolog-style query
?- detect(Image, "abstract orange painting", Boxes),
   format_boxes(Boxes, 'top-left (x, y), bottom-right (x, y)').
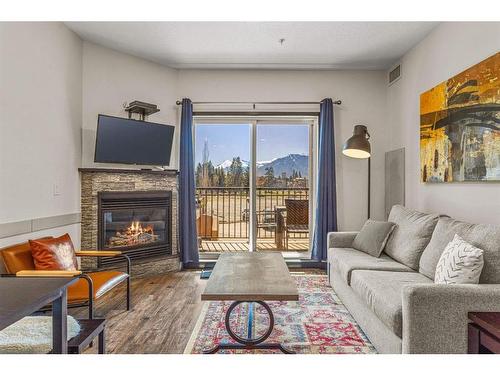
top-left (420, 52), bottom-right (500, 182)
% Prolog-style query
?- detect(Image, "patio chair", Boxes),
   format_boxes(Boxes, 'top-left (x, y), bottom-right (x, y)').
top-left (256, 209), bottom-right (277, 233)
top-left (284, 199), bottom-right (309, 250)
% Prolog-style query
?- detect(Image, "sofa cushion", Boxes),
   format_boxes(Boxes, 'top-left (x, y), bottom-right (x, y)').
top-left (328, 247), bottom-right (413, 285)
top-left (384, 205), bottom-right (440, 270)
top-left (419, 217), bottom-right (500, 283)
top-left (67, 270), bottom-right (129, 303)
top-left (350, 270), bottom-right (433, 338)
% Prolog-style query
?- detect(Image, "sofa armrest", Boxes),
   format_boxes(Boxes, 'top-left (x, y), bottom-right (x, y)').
top-left (402, 283), bottom-right (500, 353)
top-left (327, 231), bottom-right (358, 249)
top-left (16, 270), bottom-right (82, 277)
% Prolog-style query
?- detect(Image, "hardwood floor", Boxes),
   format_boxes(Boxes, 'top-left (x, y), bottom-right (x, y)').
top-left (73, 269), bottom-right (324, 354)
top-left (73, 271), bottom-right (207, 354)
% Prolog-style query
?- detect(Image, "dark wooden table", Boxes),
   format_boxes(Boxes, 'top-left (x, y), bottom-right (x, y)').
top-left (468, 312), bottom-right (500, 354)
top-left (0, 277), bottom-right (77, 354)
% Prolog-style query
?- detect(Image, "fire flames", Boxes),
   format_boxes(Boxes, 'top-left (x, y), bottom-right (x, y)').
top-left (126, 221), bottom-right (154, 236)
top-left (107, 221), bottom-right (159, 248)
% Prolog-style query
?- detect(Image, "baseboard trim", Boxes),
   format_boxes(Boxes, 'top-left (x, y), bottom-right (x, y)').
top-left (0, 213), bottom-right (81, 239)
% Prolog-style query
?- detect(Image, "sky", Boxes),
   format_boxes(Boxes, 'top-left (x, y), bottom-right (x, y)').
top-left (195, 123), bottom-right (309, 166)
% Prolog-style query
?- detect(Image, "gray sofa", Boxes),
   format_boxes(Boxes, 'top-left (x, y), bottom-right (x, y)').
top-left (327, 205), bottom-right (500, 354)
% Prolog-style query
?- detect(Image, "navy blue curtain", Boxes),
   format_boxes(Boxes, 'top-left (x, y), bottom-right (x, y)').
top-left (179, 98), bottom-right (199, 266)
top-left (311, 98), bottom-right (338, 261)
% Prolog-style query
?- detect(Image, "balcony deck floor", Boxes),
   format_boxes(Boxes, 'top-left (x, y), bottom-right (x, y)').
top-left (199, 238), bottom-right (309, 252)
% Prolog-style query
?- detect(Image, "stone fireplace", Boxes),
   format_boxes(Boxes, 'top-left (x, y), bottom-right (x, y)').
top-left (80, 168), bottom-right (180, 277)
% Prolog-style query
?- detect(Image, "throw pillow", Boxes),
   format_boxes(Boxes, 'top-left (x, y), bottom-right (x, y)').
top-left (434, 234), bottom-right (484, 285)
top-left (384, 205), bottom-right (440, 270)
top-left (29, 233), bottom-right (78, 271)
top-left (352, 220), bottom-right (396, 257)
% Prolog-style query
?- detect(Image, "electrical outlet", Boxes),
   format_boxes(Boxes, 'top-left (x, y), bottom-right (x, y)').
top-left (53, 183), bottom-right (61, 196)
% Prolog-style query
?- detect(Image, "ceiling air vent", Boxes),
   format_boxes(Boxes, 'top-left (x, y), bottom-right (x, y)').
top-left (389, 64), bottom-right (401, 86)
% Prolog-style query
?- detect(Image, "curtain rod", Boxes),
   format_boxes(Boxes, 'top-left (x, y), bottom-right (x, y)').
top-left (175, 100), bottom-right (342, 106)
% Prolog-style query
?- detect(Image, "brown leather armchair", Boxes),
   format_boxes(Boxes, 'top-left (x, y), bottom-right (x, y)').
top-left (0, 238), bottom-right (131, 319)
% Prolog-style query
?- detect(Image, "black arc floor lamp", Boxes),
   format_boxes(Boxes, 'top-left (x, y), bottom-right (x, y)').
top-left (342, 125), bottom-right (371, 219)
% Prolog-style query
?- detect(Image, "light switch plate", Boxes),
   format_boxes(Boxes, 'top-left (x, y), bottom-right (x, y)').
top-left (53, 183), bottom-right (61, 196)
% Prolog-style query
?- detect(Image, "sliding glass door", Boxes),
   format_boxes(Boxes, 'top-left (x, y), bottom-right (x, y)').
top-left (255, 123), bottom-right (311, 254)
top-left (194, 123), bottom-right (251, 253)
top-left (194, 117), bottom-right (314, 257)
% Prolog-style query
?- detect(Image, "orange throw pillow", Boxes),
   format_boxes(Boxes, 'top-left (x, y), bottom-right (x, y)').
top-left (29, 233), bottom-right (78, 271)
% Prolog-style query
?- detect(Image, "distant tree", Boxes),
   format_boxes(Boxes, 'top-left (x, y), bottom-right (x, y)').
top-left (213, 167), bottom-right (225, 187)
top-left (199, 139), bottom-right (213, 187)
top-left (195, 162), bottom-right (203, 186)
top-left (195, 160), bottom-right (216, 188)
top-left (203, 161), bottom-right (215, 187)
top-left (242, 167), bottom-right (249, 187)
top-left (227, 157), bottom-right (244, 187)
top-left (264, 166), bottom-right (275, 186)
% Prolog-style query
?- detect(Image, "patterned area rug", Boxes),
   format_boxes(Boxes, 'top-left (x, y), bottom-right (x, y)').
top-left (185, 274), bottom-right (376, 354)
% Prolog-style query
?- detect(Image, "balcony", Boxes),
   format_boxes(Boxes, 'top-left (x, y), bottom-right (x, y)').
top-left (196, 187), bottom-right (310, 253)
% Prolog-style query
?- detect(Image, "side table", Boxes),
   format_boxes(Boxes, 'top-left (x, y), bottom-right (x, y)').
top-left (468, 312), bottom-right (500, 354)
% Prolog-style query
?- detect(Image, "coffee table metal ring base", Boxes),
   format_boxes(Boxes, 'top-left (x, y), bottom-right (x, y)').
top-left (203, 300), bottom-right (294, 354)
top-left (226, 301), bottom-right (273, 345)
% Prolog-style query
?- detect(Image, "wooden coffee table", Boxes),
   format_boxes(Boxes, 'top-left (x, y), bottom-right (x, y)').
top-left (201, 252), bottom-right (299, 354)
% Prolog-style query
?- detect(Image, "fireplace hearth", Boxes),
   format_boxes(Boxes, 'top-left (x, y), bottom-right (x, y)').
top-left (98, 191), bottom-right (172, 267)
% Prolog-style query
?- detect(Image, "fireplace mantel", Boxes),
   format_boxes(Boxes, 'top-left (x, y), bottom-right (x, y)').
top-left (79, 167), bottom-right (178, 176)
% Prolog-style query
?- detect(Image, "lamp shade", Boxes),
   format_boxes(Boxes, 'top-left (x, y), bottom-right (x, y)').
top-left (342, 125), bottom-right (371, 159)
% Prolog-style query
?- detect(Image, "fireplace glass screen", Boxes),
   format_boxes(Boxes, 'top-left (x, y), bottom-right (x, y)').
top-left (103, 208), bottom-right (167, 249)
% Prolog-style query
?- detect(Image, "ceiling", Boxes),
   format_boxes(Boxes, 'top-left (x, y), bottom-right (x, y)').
top-left (66, 22), bottom-right (438, 70)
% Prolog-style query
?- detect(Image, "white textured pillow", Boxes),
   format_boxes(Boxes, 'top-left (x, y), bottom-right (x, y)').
top-left (434, 234), bottom-right (484, 284)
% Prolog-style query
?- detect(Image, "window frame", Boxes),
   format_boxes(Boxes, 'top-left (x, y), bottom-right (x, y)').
top-left (193, 114), bottom-right (318, 259)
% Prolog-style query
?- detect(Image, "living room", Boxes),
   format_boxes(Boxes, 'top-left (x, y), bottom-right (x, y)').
top-left (1, 1), bottom-right (499, 372)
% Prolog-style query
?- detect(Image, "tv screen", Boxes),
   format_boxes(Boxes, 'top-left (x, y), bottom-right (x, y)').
top-left (94, 115), bottom-right (175, 166)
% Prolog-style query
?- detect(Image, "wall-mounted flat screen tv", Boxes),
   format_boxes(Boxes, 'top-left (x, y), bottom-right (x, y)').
top-left (94, 114), bottom-right (175, 166)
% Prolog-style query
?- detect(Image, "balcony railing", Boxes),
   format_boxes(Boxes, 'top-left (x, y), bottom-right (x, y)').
top-left (195, 187), bottom-right (309, 245)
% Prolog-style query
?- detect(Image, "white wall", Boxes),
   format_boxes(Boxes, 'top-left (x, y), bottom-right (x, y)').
top-left (178, 70), bottom-right (388, 230)
top-left (0, 22), bottom-right (82, 248)
top-left (80, 49), bottom-right (388, 230)
top-left (387, 22), bottom-right (500, 224)
top-left (7, 21), bottom-right (495, 241)
top-left (81, 42), bottom-right (179, 169)
top-left (1, 24), bottom-right (387, 259)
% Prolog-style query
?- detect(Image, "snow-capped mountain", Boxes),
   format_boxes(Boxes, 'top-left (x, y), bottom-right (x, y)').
top-left (257, 154), bottom-right (308, 177)
top-left (216, 159), bottom-right (250, 170)
top-left (216, 154), bottom-right (308, 178)
top-left (256, 158), bottom-right (277, 168)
